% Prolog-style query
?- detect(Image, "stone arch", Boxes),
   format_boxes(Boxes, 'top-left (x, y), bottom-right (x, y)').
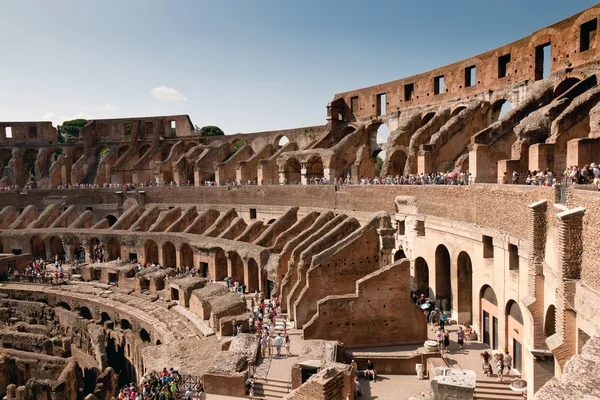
top-left (79, 306), bottom-right (93, 320)
top-left (480, 284), bottom-right (499, 349)
top-left (30, 236), bottom-right (45, 259)
top-left (161, 143), bottom-right (174, 161)
top-left (155, 339), bottom-right (162, 345)
top-left (457, 251), bottom-right (473, 324)
top-left (506, 299), bottom-right (524, 372)
top-left (139, 328), bottom-right (151, 343)
top-left (385, 149), bottom-right (408, 176)
top-left (100, 312), bottom-right (111, 324)
top-left (120, 319), bottom-right (132, 330)
top-left (414, 257), bottom-right (429, 297)
top-left (275, 135), bottom-right (290, 148)
top-left (138, 145), bottom-right (151, 158)
top-left (544, 304), bottom-right (556, 337)
top-left (23, 148), bottom-right (39, 181)
top-left (162, 241), bottom-right (176, 269)
top-left (144, 240), bottom-right (159, 264)
top-left (394, 249), bottom-right (406, 262)
top-left (72, 147), bottom-right (84, 163)
top-left (116, 145), bottom-right (130, 159)
top-left (421, 112), bottom-right (436, 125)
top-left (553, 77), bottom-right (581, 98)
top-left (435, 245), bottom-right (451, 309)
top-left (490, 99), bottom-right (512, 121)
top-left (283, 158), bottom-right (301, 183)
top-left (106, 237), bottom-right (120, 260)
top-left (247, 258), bottom-right (260, 293)
top-left (48, 236), bottom-right (65, 259)
top-left (229, 251), bottom-right (244, 285)
top-left (306, 156), bottom-right (324, 181)
top-left (105, 215), bottom-right (117, 227)
top-left (451, 106), bottom-right (467, 117)
top-left (184, 141), bottom-right (197, 152)
top-left (56, 302), bottom-right (71, 310)
top-left (214, 248), bottom-right (228, 281)
top-left (180, 243), bottom-right (193, 269)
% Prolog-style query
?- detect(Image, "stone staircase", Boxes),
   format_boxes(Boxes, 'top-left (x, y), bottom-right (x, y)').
top-left (253, 377), bottom-right (291, 399)
top-left (474, 377), bottom-right (523, 400)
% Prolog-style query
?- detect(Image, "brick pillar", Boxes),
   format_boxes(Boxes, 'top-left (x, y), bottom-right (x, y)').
top-left (548, 207), bottom-right (585, 369)
top-left (377, 214), bottom-right (395, 268)
top-left (115, 191), bottom-right (124, 208)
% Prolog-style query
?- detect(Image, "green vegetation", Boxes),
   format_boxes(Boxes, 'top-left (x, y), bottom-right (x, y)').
top-left (233, 140), bottom-right (244, 153)
top-left (53, 148), bottom-right (64, 161)
top-left (58, 119), bottom-right (88, 141)
top-left (376, 156), bottom-right (384, 175)
top-left (125, 122), bottom-right (132, 136)
top-left (100, 147), bottom-right (111, 158)
top-left (199, 126), bottom-right (224, 137)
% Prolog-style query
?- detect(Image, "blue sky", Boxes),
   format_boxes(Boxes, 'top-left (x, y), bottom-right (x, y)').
top-left (0, 0), bottom-right (597, 134)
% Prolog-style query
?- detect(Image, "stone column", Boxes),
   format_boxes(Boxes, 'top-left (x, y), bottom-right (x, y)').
top-left (547, 207), bottom-right (585, 370)
top-left (300, 163), bottom-right (308, 185)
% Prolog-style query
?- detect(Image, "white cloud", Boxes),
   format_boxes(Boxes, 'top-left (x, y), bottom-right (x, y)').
top-left (151, 86), bottom-right (187, 101)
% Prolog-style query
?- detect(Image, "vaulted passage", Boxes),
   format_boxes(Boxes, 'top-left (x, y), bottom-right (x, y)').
top-left (214, 248), bottom-right (228, 281)
top-left (456, 251), bottom-right (473, 324)
top-left (247, 257), bottom-right (259, 293)
top-left (144, 240), bottom-right (159, 264)
top-left (180, 243), bottom-right (194, 269)
top-left (229, 251), bottom-right (244, 285)
top-left (106, 336), bottom-right (135, 388)
top-left (162, 241), bottom-right (176, 269)
top-left (414, 257), bottom-right (429, 297)
top-left (435, 245), bottom-right (451, 309)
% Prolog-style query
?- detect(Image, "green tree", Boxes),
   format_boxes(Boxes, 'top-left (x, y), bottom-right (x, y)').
top-left (233, 139), bottom-right (244, 152)
top-left (376, 156), bottom-right (384, 175)
top-left (59, 119), bottom-right (88, 139)
top-left (199, 125), bottom-right (224, 137)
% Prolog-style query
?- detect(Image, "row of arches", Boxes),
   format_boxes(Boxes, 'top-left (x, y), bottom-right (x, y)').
top-left (30, 235), bottom-right (121, 262)
top-left (77, 305), bottom-right (157, 344)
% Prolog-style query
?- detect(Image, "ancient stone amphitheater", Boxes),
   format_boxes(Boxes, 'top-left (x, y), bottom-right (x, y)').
top-left (1, 5), bottom-right (600, 400)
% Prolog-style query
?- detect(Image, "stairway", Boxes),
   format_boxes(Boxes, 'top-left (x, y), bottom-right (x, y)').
top-left (253, 377), bottom-right (291, 399)
top-left (474, 377), bottom-right (523, 400)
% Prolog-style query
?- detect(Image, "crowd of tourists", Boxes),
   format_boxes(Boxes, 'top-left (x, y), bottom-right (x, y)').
top-left (8, 258), bottom-right (67, 283)
top-left (118, 368), bottom-right (206, 400)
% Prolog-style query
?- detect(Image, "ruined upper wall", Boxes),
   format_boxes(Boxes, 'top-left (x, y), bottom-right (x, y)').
top-left (0, 122), bottom-right (57, 144)
top-left (334, 5), bottom-right (600, 119)
top-left (82, 115), bottom-right (194, 143)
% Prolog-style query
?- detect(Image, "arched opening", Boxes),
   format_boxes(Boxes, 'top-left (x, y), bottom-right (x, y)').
top-left (48, 236), bottom-right (65, 260)
top-left (139, 329), bottom-right (151, 343)
top-left (30, 236), bottom-right (45, 259)
top-left (283, 158), bottom-right (301, 184)
top-left (79, 306), bottom-right (93, 320)
top-left (214, 248), bottom-right (228, 281)
top-left (386, 149), bottom-right (408, 177)
top-left (374, 124), bottom-right (390, 175)
top-left (161, 144), bottom-right (173, 161)
top-left (394, 249), bottom-right (406, 262)
top-left (105, 215), bottom-right (117, 227)
top-left (232, 139), bottom-right (245, 153)
top-left (451, 106), bottom-right (467, 117)
top-left (180, 243), bottom-right (194, 270)
top-left (100, 312), bottom-right (111, 324)
top-left (23, 149), bottom-right (39, 182)
top-left (117, 146), bottom-right (129, 159)
top-left (162, 241), bottom-right (176, 269)
top-left (553, 78), bottom-right (581, 98)
top-left (247, 258), bottom-right (259, 293)
top-left (491, 99), bottom-right (513, 121)
top-left (276, 136), bottom-right (289, 148)
top-left (480, 285), bottom-right (499, 349)
top-left (89, 238), bottom-right (104, 262)
top-left (506, 300), bottom-right (524, 373)
top-left (229, 252), bottom-right (244, 285)
top-left (138, 145), bottom-right (151, 158)
top-left (421, 112), bottom-right (436, 126)
top-left (56, 302), bottom-right (71, 310)
top-left (414, 257), bottom-right (429, 298)
top-left (306, 156), bottom-right (324, 181)
top-left (435, 245), bottom-right (451, 310)
top-left (106, 238), bottom-right (120, 261)
top-left (0, 149), bottom-right (13, 179)
top-left (144, 240), bottom-right (159, 264)
top-left (457, 252), bottom-right (473, 324)
top-left (155, 339), bottom-right (162, 345)
top-left (120, 319), bottom-right (132, 330)
top-left (106, 336), bottom-right (135, 388)
top-left (72, 147), bottom-right (84, 164)
top-left (544, 304), bottom-right (556, 337)
top-left (186, 162), bottom-right (195, 185)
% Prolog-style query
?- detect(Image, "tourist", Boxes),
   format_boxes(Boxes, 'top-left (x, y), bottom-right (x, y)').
top-left (350, 359), bottom-right (358, 376)
top-left (194, 382), bottom-right (205, 400)
top-left (246, 377), bottom-right (255, 399)
top-left (439, 313), bottom-right (446, 330)
top-left (496, 353), bottom-right (505, 382)
top-left (481, 352), bottom-right (492, 377)
top-left (428, 310), bottom-right (437, 331)
top-left (504, 351), bottom-right (513, 376)
top-left (354, 376), bottom-right (364, 397)
top-left (365, 360), bottom-right (375, 382)
top-left (436, 328), bottom-right (444, 351)
top-left (284, 334), bottom-right (291, 357)
top-left (274, 333), bottom-right (283, 356)
top-left (185, 386), bottom-right (194, 400)
top-left (443, 330), bottom-right (451, 353)
top-left (456, 326), bottom-right (465, 350)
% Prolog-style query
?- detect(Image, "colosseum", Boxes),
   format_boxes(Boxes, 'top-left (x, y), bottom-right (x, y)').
top-left (1, 4), bottom-right (600, 400)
